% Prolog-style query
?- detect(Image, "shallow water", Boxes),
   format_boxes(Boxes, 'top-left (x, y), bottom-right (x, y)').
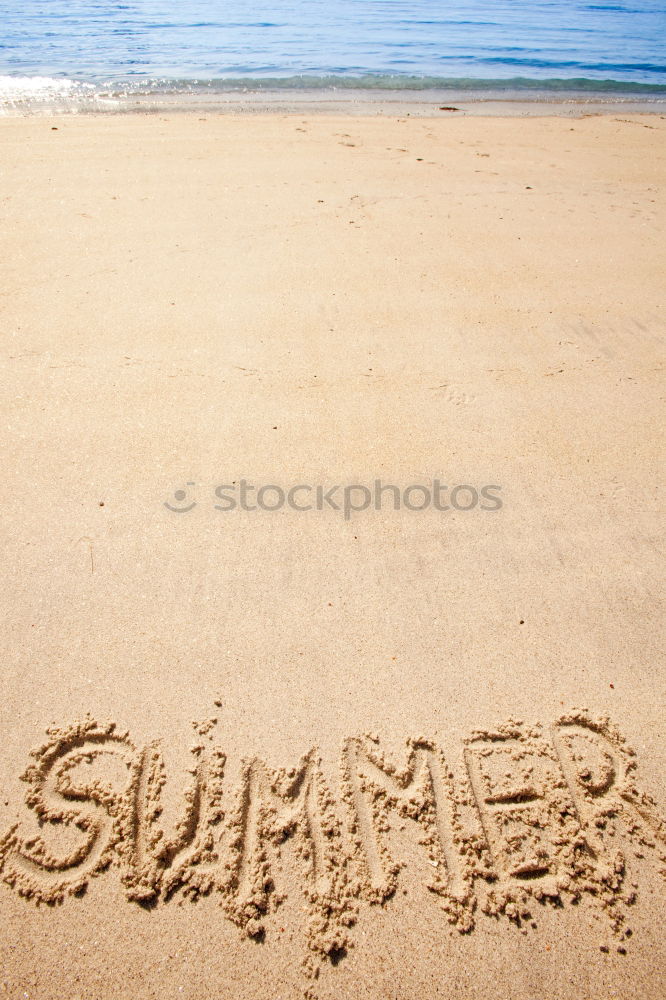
top-left (1, 0), bottom-right (665, 101)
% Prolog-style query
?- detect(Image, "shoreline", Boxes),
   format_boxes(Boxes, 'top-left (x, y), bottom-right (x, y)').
top-left (3, 88), bottom-right (666, 117)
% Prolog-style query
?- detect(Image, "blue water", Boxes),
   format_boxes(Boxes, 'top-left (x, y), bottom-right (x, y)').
top-left (1, 0), bottom-right (665, 93)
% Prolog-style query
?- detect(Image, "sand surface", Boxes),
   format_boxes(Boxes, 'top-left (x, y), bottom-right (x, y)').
top-left (0, 111), bottom-right (665, 999)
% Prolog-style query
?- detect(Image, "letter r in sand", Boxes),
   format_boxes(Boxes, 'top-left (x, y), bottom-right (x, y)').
top-left (552, 712), bottom-right (666, 863)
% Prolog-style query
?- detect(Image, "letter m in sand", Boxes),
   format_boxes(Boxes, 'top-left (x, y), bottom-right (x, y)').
top-left (341, 736), bottom-right (476, 930)
top-left (224, 748), bottom-right (351, 952)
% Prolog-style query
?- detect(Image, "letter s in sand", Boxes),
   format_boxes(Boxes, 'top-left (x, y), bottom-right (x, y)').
top-left (0, 718), bottom-right (139, 903)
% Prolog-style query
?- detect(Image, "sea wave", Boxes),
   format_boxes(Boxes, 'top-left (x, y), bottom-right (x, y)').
top-left (76, 74), bottom-right (666, 97)
top-left (2, 72), bottom-right (665, 115)
top-left (0, 74), bottom-right (95, 101)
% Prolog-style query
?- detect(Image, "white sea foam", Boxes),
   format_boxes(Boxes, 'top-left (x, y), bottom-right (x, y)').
top-left (0, 76), bottom-right (101, 115)
top-left (0, 75), bottom-right (95, 102)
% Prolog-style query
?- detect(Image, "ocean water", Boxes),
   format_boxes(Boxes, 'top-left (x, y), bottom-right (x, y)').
top-left (1, 0), bottom-right (665, 105)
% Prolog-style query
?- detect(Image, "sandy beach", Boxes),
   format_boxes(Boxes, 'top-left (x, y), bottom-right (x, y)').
top-left (0, 110), bottom-right (664, 999)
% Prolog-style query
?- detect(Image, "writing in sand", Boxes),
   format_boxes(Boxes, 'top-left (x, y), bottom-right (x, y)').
top-left (1, 710), bottom-right (665, 974)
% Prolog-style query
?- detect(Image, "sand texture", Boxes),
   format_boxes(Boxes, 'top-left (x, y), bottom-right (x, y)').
top-left (0, 111), bottom-right (665, 999)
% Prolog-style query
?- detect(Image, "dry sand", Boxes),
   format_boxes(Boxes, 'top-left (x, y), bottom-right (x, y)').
top-left (0, 110), bottom-right (665, 999)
